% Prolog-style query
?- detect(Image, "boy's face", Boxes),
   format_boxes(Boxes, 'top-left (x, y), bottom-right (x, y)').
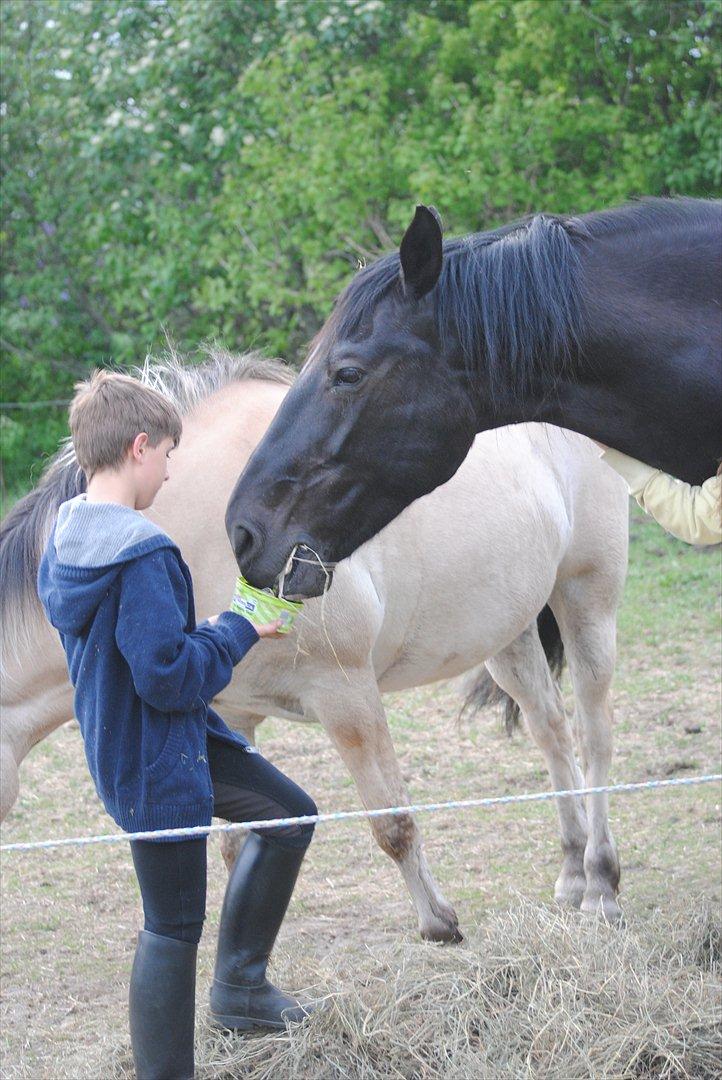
top-left (134, 434), bottom-right (176, 511)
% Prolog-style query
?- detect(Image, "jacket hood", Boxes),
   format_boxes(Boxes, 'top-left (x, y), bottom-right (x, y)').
top-left (38, 496), bottom-right (175, 637)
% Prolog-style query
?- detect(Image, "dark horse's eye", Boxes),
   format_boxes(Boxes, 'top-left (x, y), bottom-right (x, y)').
top-left (333, 366), bottom-right (365, 386)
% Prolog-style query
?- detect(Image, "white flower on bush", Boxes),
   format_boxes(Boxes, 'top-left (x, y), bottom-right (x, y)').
top-left (210, 125), bottom-right (226, 147)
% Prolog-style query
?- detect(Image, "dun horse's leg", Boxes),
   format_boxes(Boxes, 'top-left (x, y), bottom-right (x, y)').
top-left (551, 577), bottom-right (621, 921)
top-left (0, 739), bottom-right (20, 820)
top-left (0, 681), bottom-right (73, 822)
top-left (309, 680), bottom-right (462, 942)
top-left (485, 627), bottom-right (588, 908)
top-left (217, 712), bottom-right (265, 872)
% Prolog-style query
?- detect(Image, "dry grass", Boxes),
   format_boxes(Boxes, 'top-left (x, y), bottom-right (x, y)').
top-left (1, 508), bottom-right (719, 1078)
top-left (100, 900), bottom-right (721, 1080)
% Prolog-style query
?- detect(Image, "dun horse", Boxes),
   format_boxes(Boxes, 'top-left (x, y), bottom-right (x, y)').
top-left (0, 350), bottom-right (628, 940)
top-left (225, 197), bottom-right (720, 599)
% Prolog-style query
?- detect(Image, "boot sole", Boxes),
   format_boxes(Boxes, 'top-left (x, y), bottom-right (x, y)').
top-left (209, 1012), bottom-right (286, 1032)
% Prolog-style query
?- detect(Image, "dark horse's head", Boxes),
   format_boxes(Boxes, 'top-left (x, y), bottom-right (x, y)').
top-left (226, 207), bottom-right (476, 595)
top-left (226, 204), bottom-right (581, 596)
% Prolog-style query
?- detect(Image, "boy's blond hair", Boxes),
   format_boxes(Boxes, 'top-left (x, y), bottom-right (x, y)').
top-left (69, 369), bottom-right (183, 480)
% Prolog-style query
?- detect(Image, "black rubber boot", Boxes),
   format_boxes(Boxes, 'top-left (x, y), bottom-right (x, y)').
top-left (209, 832), bottom-right (311, 1031)
top-left (129, 929), bottom-right (197, 1080)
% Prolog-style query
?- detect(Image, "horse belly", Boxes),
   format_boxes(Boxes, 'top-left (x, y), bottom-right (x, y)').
top-left (375, 600), bottom-right (541, 693)
top-left (377, 646), bottom-right (488, 693)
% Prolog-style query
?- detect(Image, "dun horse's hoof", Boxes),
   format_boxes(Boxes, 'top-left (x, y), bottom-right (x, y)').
top-left (420, 914), bottom-right (464, 944)
top-left (554, 874), bottom-right (586, 910)
top-left (580, 893), bottom-right (623, 923)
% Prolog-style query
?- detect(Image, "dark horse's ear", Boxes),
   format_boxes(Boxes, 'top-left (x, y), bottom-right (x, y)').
top-left (399, 205), bottom-right (443, 300)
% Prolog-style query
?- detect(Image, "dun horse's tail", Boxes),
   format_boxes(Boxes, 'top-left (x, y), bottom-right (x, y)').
top-left (0, 442), bottom-right (85, 681)
top-left (460, 605), bottom-right (565, 735)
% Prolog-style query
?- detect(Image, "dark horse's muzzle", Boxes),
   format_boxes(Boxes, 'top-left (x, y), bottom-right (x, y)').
top-left (277, 545), bottom-right (335, 600)
top-left (227, 515), bottom-right (333, 599)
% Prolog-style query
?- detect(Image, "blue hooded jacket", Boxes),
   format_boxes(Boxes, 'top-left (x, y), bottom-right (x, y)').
top-left (37, 495), bottom-right (259, 836)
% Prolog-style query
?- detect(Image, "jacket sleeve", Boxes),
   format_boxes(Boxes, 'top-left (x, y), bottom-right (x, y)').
top-left (114, 549), bottom-right (259, 712)
top-left (602, 449), bottom-right (722, 546)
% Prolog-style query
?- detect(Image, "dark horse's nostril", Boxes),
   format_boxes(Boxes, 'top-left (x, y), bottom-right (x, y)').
top-left (232, 524), bottom-right (255, 566)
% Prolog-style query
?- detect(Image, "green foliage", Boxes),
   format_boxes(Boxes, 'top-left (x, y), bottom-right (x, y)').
top-left (1, 0), bottom-right (720, 492)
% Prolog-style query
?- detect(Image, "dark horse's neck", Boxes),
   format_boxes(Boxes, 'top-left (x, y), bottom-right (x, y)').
top-left (475, 200), bottom-right (721, 486)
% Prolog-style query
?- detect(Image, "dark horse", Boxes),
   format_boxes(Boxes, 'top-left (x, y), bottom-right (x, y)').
top-left (227, 198), bottom-right (721, 597)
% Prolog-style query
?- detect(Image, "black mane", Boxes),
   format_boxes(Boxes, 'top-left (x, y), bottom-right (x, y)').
top-left (316, 196), bottom-right (715, 407)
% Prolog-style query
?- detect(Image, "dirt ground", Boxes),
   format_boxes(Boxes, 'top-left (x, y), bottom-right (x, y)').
top-left (1, 509), bottom-right (720, 1078)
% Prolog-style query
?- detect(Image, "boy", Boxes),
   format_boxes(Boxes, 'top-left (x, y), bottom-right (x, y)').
top-left (38, 369), bottom-right (317, 1080)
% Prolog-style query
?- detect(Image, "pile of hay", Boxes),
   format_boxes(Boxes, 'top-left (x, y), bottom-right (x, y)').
top-left (111, 900), bottom-right (721, 1079)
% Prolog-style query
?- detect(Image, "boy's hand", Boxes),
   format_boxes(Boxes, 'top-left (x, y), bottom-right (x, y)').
top-left (255, 618), bottom-right (285, 639)
top-left (206, 613), bottom-right (286, 638)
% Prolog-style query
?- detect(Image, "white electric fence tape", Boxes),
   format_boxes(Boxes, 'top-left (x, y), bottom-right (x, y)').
top-left (1, 774), bottom-right (719, 854)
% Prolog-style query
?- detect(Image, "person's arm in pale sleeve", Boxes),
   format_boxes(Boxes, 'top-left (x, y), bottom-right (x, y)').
top-left (601, 448), bottom-right (721, 546)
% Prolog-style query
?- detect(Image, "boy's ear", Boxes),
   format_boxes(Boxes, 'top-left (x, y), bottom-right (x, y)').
top-left (131, 432), bottom-right (149, 460)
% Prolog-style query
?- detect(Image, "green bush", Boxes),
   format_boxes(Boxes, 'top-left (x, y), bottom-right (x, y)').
top-left (2, 0), bottom-right (720, 494)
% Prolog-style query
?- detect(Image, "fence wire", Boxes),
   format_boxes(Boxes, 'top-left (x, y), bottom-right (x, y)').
top-left (1, 774), bottom-right (719, 854)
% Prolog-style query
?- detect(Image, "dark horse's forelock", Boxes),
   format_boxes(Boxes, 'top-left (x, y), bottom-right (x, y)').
top-left (314, 212), bottom-right (586, 407)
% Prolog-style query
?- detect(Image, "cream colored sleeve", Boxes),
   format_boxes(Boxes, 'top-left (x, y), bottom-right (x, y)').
top-left (601, 448), bottom-right (721, 546)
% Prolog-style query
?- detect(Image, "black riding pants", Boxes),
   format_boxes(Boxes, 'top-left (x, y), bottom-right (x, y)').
top-left (130, 735), bottom-right (317, 944)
